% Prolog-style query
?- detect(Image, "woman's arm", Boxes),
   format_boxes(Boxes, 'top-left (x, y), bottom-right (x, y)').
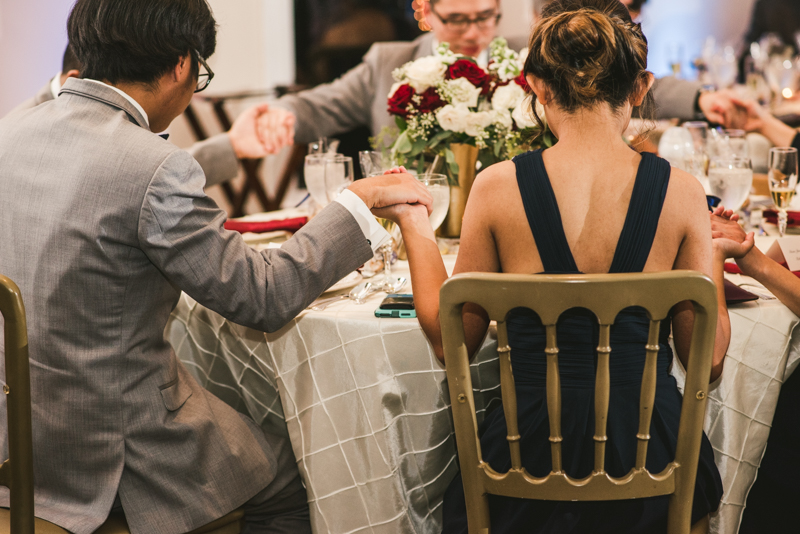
top-left (670, 175), bottom-right (746, 382)
top-left (711, 211), bottom-right (800, 316)
top-left (393, 166), bottom-right (504, 363)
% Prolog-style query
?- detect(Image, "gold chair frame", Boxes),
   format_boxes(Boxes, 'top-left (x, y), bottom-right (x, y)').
top-left (440, 271), bottom-right (717, 534)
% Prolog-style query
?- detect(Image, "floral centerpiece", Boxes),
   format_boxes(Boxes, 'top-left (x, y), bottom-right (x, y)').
top-left (383, 37), bottom-right (554, 179)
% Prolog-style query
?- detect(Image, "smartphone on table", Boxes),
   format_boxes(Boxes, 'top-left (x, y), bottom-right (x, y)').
top-left (375, 293), bottom-right (416, 318)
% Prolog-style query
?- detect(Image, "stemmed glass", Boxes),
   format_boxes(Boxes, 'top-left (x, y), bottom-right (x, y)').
top-left (323, 155), bottom-right (354, 204)
top-left (707, 157), bottom-right (753, 212)
top-left (683, 121), bottom-right (709, 188)
top-left (416, 173), bottom-right (450, 231)
top-left (768, 147), bottom-right (799, 236)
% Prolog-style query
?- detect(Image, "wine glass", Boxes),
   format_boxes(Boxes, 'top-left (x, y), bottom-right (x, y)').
top-left (707, 157), bottom-right (753, 212)
top-left (304, 154), bottom-right (330, 208)
top-left (768, 147), bottom-right (799, 236)
top-left (416, 173), bottom-right (450, 231)
top-left (323, 155), bottom-right (354, 204)
top-left (358, 151), bottom-right (389, 178)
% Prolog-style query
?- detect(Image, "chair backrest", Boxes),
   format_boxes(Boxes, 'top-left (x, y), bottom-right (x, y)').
top-left (0, 274), bottom-right (35, 534)
top-left (439, 271), bottom-right (717, 534)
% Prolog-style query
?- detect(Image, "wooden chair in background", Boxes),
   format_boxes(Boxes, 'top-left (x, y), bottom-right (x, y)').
top-left (439, 271), bottom-right (718, 534)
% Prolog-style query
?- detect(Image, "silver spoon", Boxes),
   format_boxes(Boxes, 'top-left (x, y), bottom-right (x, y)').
top-left (308, 282), bottom-right (373, 311)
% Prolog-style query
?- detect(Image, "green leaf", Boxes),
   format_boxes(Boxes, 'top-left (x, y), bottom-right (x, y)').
top-left (416, 156), bottom-right (425, 176)
top-left (445, 147), bottom-right (460, 180)
top-left (493, 137), bottom-right (504, 158)
top-left (408, 136), bottom-right (427, 158)
top-left (428, 130), bottom-right (453, 149)
top-left (394, 131), bottom-right (413, 154)
top-left (395, 116), bottom-right (408, 131)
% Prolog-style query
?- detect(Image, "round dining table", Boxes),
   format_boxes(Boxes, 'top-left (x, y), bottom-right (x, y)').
top-left (166, 239), bottom-right (799, 534)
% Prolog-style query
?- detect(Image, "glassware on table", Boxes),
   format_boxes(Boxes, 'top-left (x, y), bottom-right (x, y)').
top-left (308, 137), bottom-right (328, 155)
top-left (304, 154), bottom-right (331, 208)
top-left (358, 151), bottom-right (390, 178)
top-left (767, 147), bottom-right (799, 236)
top-left (416, 173), bottom-right (450, 231)
top-left (323, 155), bottom-right (354, 204)
top-left (707, 157), bottom-right (753, 212)
top-left (683, 122), bottom-right (710, 189)
top-left (666, 42), bottom-right (684, 77)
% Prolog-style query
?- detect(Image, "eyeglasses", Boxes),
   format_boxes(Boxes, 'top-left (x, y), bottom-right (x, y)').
top-left (431, 8), bottom-right (501, 33)
top-left (194, 50), bottom-right (214, 93)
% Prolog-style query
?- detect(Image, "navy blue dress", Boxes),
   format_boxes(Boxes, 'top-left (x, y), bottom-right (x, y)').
top-left (441, 150), bottom-right (723, 534)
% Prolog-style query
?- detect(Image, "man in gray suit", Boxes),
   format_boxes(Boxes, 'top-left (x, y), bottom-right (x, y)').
top-left (258, 0), bottom-right (745, 151)
top-left (7, 44), bottom-right (282, 189)
top-left (0, 0), bottom-right (430, 533)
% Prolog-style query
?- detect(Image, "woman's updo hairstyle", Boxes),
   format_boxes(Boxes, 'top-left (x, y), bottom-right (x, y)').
top-left (525, 0), bottom-right (652, 116)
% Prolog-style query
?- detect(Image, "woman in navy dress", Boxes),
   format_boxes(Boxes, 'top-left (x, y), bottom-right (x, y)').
top-left (385, 0), bottom-right (756, 532)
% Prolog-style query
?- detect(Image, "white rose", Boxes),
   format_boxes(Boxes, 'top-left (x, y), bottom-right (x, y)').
top-left (443, 78), bottom-right (483, 108)
top-left (491, 83), bottom-right (526, 112)
top-left (492, 110), bottom-right (514, 130)
top-left (404, 56), bottom-right (447, 93)
top-left (464, 111), bottom-right (494, 137)
top-left (436, 105), bottom-right (470, 133)
top-left (534, 99), bottom-right (547, 124)
top-left (518, 47), bottom-right (529, 66)
top-left (512, 100), bottom-right (538, 129)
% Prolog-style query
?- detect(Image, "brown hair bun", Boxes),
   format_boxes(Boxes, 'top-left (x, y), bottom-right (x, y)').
top-left (525, 0), bottom-right (650, 115)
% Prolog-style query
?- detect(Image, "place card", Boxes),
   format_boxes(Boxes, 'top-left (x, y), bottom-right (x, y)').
top-left (766, 236), bottom-right (800, 271)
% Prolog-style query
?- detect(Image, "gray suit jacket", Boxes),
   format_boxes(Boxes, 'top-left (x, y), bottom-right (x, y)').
top-left (0, 78), bottom-right (372, 534)
top-left (276, 33), bottom-right (703, 144)
top-left (7, 79), bottom-right (239, 188)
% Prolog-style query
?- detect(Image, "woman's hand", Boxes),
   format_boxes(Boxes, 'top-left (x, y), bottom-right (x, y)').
top-left (710, 206), bottom-right (754, 260)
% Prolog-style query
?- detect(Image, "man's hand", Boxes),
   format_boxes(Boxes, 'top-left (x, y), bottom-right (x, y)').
top-left (348, 167), bottom-right (433, 216)
top-left (256, 107), bottom-right (296, 154)
top-left (698, 89), bottom-right (748, 128)
top-left (228, 103), bottom-right (272, 159)
top-left (710, 206), bottom-right (754, 259)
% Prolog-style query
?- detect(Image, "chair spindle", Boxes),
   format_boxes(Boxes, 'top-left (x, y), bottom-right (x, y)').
top-left (545, 324), bottom-right (563, 473)
top-left (636, 320), bottom-right (662, 469)
top-left (496, 321), bottom-right (523, 470)
top-left (593, 324), bottom-right (612, 474)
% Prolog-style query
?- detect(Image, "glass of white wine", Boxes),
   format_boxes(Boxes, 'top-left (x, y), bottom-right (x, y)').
top-left (768, 147), bottom-right (799, 236)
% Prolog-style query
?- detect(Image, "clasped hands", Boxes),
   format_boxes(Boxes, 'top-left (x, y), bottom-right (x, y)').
top-left (710, 206), bottom-right (755, 263)
top-left (226, 103), bottom-right (296, 159)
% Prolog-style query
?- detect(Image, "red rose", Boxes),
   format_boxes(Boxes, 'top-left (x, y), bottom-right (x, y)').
top-left (388, 84), bottom-right (415, 117)
top-left (514, 73), bottom-right (531, 93)
top-left (446, 59), bottom-right (489, 93)
top-left (418, 87), bottom-right (446, 114)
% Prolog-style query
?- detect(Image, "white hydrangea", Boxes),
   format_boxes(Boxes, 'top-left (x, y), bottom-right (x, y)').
top-left (436, 105), bottom-right (470, 133)
top-left (441, 78), bottom-right (482, 108)
top-left (404, 56), bottom-right (447, 93)
top-left (491, 83), bottom-right (526, 112)
top-left (492, 110), bottom-right (514, 130)
top-left (518, 47), bottom-right (529, 66)
top-left (434, 42), bottom-right (458, 65)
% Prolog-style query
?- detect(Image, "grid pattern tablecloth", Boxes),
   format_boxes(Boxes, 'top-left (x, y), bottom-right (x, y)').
top-left (167, 263), bottom-right (799, 534)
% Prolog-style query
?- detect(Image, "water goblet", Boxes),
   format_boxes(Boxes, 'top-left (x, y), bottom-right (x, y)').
top-left (358, 151), bottom-right (389, 178)
top-left (707, 157), bottom-right (753, 212)
top-left (768, 147), bottom-right (799, 236)
top-left (416, 173), bottom-right (450, 231)
top-left (304, 154), bottom-right (331, 208)
top-left (323, 155), bottom-right (354, 204)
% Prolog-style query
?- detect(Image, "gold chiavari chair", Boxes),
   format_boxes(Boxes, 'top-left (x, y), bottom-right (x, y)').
top-left (439, 271), bottom-right (717, 534)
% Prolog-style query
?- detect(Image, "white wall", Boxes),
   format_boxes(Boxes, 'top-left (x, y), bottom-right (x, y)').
top-left (497, 0), bottom-right (535, 44)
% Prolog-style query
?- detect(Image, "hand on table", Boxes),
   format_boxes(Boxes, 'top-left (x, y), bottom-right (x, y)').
top-left (710, 206), bottom-right (755, 259)
top-left (348, 167), bottom-right (433, 220)
top-left (255, 106), bottom-right (296, 154)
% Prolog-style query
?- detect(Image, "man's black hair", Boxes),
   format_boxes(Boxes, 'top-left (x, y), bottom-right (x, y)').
top-left (67, 0), bottom-right (217, 85)
top-left (62, 44), bottom-right (81, 73)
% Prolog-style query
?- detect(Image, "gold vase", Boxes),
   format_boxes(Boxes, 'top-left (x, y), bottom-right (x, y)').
top-left (436, 143), bottom-right (480, 238)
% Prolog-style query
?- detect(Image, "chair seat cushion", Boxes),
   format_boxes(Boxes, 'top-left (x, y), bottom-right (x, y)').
top-left (0, 508), bottom-right (70, 533)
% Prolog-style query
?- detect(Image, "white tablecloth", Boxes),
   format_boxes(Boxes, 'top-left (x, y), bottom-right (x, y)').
top-left (167, 251), bottom-right (800, 534)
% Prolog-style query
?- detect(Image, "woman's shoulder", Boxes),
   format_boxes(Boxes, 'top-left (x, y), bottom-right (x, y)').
top-left (661, 164), bottom-right (709, 222)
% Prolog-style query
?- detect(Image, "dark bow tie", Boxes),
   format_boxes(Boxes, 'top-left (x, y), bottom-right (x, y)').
top-left (158, 133), bottom-right (170, 140)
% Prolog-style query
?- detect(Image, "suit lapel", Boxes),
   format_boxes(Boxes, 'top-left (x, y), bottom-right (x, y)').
top-left (59, 78), bottom-right (150, 130)
top-left (412, 32), bottom-right (437, 61)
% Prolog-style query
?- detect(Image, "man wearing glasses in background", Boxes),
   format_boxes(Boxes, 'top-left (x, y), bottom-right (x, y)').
top-left (258, 0), bottom-right (746, 152)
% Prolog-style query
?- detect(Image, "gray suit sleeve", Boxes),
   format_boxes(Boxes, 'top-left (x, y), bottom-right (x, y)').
top-left (186, 133), bottom-right (239, 188)
top-left (138, 150), bottom-right (373, 332)
top-left (651, 76), bottom-right (702, 121)
top-left (273, 46), bottom-right (379, 144)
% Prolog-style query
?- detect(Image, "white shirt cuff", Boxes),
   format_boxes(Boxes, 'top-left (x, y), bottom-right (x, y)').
top-left (334, 189), bottom-right (391, 253)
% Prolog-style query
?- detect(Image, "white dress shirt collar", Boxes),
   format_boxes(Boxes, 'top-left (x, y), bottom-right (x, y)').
top-left (50, 72), bottom-right (62, 100)
top-left (82, 79), bottom-right (150, 128)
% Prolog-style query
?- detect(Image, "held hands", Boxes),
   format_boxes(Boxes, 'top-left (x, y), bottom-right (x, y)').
top-left (698, 89), bottom-right (746, 128)
top-left (227, 104), bottom-right (297, 159)
top-left (256, 106), bottom-right (296, 154)
top-left (349, 166), bottom-right (433, 225)
top-left (710, 206), bottom-right (755, 259)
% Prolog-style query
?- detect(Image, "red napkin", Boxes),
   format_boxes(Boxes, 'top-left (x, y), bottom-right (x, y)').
top-left (724, 261), bottom-right (800, 278)
top-left (224, 217), bottom-right (307, 234)
top-left (763, 209), bottom-right (800, 226)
